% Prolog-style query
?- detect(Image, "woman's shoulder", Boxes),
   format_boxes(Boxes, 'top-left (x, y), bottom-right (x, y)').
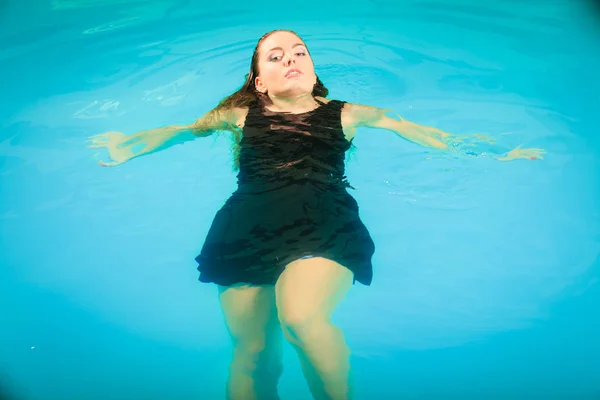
top-left (221, 106), bottom-right (249, 129)
top-left (315, 96), bottom-right (345, 105)
top-left (315, 96), bottom-right (331, 104)
top-left (333, 101), bottom-right (385, 129)
top-left (316, 97), bottom-right (365, 111)
top-left (316, 97), bottom-right (353, 112)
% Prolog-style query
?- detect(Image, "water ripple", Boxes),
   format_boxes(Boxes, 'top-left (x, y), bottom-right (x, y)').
top-left (1, 2), bottom-right (598, 359)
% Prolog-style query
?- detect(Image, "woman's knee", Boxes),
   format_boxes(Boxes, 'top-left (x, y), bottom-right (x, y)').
top-left (230, 334), bottom-right (284, 380)
top-left (277, 303), bottom-right (318, 344)
top-left (231, 339), bottom-right (275, 373)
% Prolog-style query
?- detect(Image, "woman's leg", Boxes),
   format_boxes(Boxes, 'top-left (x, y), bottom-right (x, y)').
top-left (275, 257), bottom-right (354, 400)
top-left (218, 284), bottom-right (283, 400)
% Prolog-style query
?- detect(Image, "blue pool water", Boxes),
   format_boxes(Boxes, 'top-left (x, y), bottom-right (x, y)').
top-left (1, 1), bottom-right (599, 399)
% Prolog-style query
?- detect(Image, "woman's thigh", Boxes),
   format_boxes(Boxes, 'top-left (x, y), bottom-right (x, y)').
top-left (218, 284), bottom-right (281, 353)
top-left (275, 257), bottom-right (353, 327)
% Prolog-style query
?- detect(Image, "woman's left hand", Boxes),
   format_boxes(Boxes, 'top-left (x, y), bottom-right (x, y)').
top-left (497, 145), bottom-right (546, 161)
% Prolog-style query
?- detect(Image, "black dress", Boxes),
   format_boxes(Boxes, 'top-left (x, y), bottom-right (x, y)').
top-left (195, 98), bottom-right (375, 286)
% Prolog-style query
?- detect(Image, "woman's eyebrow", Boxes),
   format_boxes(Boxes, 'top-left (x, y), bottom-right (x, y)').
top-left (266, 43), bottom-right (306, 53)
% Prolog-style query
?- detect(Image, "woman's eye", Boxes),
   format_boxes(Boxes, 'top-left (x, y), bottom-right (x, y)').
top-left (268, 50), bottom-right (306, 61)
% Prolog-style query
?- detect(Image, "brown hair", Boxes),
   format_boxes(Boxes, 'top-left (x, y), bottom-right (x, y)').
top-left (214, 29), bottom-right (330, 170)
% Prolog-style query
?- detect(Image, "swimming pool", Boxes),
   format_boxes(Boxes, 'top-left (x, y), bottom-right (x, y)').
top-left (1, 0), bottom-right (599, 398)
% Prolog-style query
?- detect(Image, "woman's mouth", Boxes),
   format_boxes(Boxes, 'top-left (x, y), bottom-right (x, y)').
top-left (285, 68), bottom-right (302, 78)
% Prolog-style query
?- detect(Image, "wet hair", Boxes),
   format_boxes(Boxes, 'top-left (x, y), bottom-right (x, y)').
top-left (214, 30), bottom-right (329, 170)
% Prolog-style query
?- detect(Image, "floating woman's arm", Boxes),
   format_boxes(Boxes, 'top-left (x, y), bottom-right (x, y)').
top-left (87, 107), bottom-right (245, 166)
top-left (343, 103), bottom-right (546, 161)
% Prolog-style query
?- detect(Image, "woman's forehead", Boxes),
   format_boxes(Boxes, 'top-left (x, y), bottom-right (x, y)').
top-left (259, 31), bottom-right (306, 53)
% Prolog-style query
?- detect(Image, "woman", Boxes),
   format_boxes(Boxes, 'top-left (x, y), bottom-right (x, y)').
top-left (87, 30), bottom-right (545, 400)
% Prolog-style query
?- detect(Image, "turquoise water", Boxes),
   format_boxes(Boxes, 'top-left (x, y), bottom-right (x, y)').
top-left (1, 1), bottom-right (599, 399)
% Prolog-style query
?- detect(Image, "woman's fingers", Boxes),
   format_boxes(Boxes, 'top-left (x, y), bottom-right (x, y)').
top-left (93, 153), bottom-right (120, 167)
top-left (98, 160), bottom-right (120, 167)
top-left (87, 142), bottom-right (107, 149)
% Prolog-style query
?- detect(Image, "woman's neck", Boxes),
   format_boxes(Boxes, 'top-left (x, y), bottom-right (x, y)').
top-left (265, 92), bottom-right (319, 114)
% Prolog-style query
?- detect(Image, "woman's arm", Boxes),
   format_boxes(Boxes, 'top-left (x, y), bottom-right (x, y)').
top-left (87, 107), bottom-right (247, 166)
top-left (342, 103), bottom-right (546, 161)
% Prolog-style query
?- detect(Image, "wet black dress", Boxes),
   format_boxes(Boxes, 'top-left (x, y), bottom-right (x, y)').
top-left (195, 98), bottom-right (375, 286)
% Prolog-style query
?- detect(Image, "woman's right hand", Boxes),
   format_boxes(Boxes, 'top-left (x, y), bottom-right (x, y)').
top-left (87, 131), bottom-right (138, 167)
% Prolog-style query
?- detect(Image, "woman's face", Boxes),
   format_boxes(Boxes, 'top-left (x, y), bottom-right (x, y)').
top-left (254, 31), bottom-right (317, 99)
